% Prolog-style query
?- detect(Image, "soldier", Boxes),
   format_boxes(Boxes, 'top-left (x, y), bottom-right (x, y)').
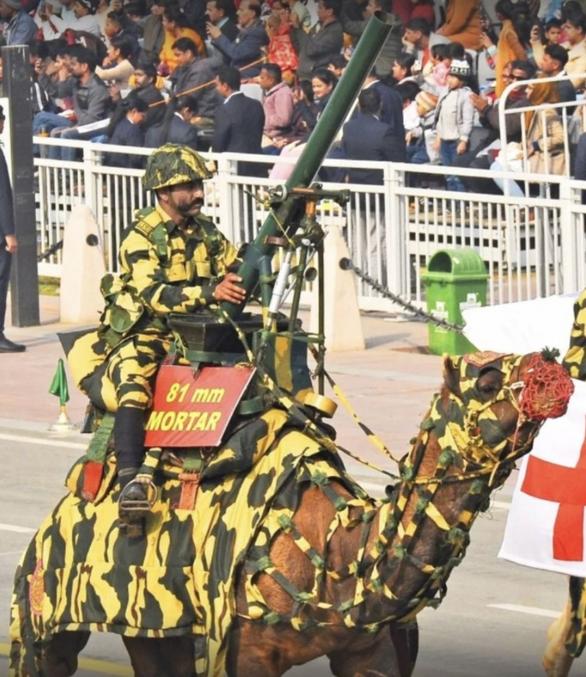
top-left (68, 143), bottom-right (245, 519)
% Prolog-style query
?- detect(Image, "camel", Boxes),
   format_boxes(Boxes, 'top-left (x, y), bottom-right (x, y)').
top-left (10, 350), bottom-right (574, 677)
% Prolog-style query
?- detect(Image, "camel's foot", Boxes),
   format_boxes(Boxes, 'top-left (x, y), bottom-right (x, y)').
top-left (544, 604), bottom-right (574, 677)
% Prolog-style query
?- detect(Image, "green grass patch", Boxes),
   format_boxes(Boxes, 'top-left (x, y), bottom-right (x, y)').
top-left (39, 276), bottom-right (59, 296)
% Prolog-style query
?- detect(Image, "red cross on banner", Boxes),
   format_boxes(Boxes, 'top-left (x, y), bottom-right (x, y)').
top-left (521, 418), bottom-right (586, 561)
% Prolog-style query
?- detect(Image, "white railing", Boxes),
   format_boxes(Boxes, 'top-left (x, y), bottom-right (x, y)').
top-left (498, 74), bottom-right (586, 188)
top-left (34, 136), bottom-right (586, 312)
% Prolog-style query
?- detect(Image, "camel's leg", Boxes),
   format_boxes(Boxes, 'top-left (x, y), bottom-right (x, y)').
top-left (328, 628), bottom-right (401, 677)
top-left (544, 601), bottom-right (574, 677)
top-left (122, 636), bottom-right (195, 677)
top-left (42, 630), bottom-right (90, 677)
top-left (390, 622), bottom-right (419, 677)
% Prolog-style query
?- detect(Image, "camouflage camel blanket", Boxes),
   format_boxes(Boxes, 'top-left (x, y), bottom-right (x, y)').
top-left (10, 408), bottom-right (370, 676)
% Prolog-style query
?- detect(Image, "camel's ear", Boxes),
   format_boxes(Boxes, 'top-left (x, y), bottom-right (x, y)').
top-left (442, 355), bottom-right (462, 398)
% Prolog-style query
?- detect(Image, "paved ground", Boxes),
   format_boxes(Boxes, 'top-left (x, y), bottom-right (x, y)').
top-left (0, 297), bottom-right (580, 675)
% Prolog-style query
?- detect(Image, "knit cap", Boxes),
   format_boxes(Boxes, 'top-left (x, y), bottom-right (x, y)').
top-left (415, 90), bottom-right (438, 115)
top-left (449, 59), bottom-right (470, 78)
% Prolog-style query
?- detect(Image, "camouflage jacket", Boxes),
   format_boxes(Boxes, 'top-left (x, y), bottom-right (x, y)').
top-left (564, 288), bottom-right (586, 380)
top-left (99, 203), bottom-right (239, 346)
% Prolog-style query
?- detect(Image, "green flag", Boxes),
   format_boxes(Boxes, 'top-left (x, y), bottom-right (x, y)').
top-left (49, 358), bottom-right (70, 406)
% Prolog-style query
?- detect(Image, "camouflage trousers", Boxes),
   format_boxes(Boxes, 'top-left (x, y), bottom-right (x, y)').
top-left (68, 329), bottom-right (171, 413)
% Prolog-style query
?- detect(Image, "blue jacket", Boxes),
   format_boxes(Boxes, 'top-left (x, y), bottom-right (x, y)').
top-left (6, 10), bottom-right (36, 46)
top-left (211, 21), bottom-right (268, 77)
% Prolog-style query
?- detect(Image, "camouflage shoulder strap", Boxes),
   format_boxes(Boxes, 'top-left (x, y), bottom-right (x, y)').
top-left (133, 207), bottom-right (169, 260)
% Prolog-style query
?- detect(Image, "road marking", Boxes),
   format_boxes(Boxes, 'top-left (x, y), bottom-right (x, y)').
top-left (0, 432), bottom-right (85, 450)
top-left (488, 603), bottom-right (559, 619)
top-left (0, 642), bottom-right (132, 676)
top-left (0, 523), bottom-right (36, 534)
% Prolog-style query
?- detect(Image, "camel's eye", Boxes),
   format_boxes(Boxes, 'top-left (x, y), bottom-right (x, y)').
top-left (477, 369), bottom-right (503, 397)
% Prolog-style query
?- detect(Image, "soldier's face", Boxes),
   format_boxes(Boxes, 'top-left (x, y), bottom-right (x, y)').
top-left (167, 180), bottom-right (205, 218)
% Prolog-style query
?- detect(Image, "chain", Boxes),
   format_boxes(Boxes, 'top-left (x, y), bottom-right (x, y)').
top-left (339, 258), bottom-right (465, 334)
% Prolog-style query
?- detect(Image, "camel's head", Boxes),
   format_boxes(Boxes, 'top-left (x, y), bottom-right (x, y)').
top-left (436, 349), bottom-right (574, 473)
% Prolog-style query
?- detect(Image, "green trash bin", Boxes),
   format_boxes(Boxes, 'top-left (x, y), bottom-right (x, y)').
top-left (421, 248), bottom-right (489, 356)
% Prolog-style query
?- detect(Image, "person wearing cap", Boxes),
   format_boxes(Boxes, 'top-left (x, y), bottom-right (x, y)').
top-left (66, 144), bottom-right (244, 527)
top-left (0, 0), bottom-right (37, 46)
top-left (0, 105), bottom-right (25, 353)
top-left (432, 57), bottom-right (474, 192)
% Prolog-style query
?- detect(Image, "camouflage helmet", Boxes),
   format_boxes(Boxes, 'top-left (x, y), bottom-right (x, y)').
top-left (143, 144), bottom-right (213, 191)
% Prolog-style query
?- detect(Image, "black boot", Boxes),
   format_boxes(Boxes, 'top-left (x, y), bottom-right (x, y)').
top-left (114, 408), bottom-right (149, 536)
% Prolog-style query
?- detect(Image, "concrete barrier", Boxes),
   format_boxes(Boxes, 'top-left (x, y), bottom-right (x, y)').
top-left (59, 205), bottom-right (105, 324)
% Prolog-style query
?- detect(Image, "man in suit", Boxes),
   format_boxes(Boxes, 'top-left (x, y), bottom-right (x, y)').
top-left (170, 37), bottom-right (221, 125)
top-left (207, 0), bottom-right (268, 78)
top-left (0, 105), bottom-right (25, 353)
top-left (343, 87), bottom-right (405, 183)
top-left (145, 95), bottom-right (200, 150)
top-left (212, 65), bottom-right (265, 176)
top-left (206, 0), bottom-right (238, 43)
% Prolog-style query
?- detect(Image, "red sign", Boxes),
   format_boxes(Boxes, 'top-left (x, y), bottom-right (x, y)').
top-left (522, 417), bottom-right (586, 561)
top-left (144, 365), bottom-right (255, 448)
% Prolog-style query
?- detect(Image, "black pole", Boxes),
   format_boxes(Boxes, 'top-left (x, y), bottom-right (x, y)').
top-left (2, 45), bottom-right (39, 327)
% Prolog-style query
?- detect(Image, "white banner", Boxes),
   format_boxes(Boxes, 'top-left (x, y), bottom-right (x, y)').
top-left (499, 379), bottom-right (586, 576)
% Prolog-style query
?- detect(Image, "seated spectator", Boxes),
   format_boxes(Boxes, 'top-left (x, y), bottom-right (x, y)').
top-left (266, 8), bottom-right (298, 84)
top-left (35, 0), bottom-right (71, 40)
top-left (105, 93), bottom-right (147, 167)
top-left (341, 0), bottom-right (404, 78)
top-left (130, 61), bottom-right (166, 129)
top-left (159, 5), bottom-right (206, 75)
top-left (401, 17), bottom-right (451, 78)
top-left (436, 0), bottom-right (483, 51)
top-left (343, 88), bottom-right (405, 184)
top-left (212, 64), bottom-right (265, 175)
top-left (70, 0), bottom-right (102, 38)
top-left (560, 11), bottom-right (586, 92)
top-left (291, 0), bottom-right (344, 81)
top-left (279, 78), bottom-right (319, 146)
top-left (288, 0), bottom-right (311, 33)
top-left (104, 10), bottom-right (141, 59)
top-left (530, 17), bottom-right (563, 60)
top-left (490, 81), bottom-right (566, 195)
top-left (96, 34), bottom-right (136, 91)
top-left (205, 0), bottom-right (239, 54)
top-left (311, 67), bottom-right (337, 116)
top-left (540, 43), bottom-right (576, 104)
top-left (145, 94), bottom-right (200, 149)
top-left (390, 51), bottom-right (417, 86)
top-left (432, 58), bottom-right (474, 191)
top-left (0, 0), bottom-right (37, 45)
top-left (207, 0), bottom-right (268, 78)
top-left (47, 45), bottom-right (113, 161)
top-left (423, 43), bottom-right (451, 95)
top-left (259, 62), bottom-right (294, 151)
top-left (170, 37), bottom-right (221, 126)
top-left (395, 79), bottom-right (421, 135)
top-left (327, 53), bottom-right (348, 79)
top-left (453, 59), bottom-right (535, 194)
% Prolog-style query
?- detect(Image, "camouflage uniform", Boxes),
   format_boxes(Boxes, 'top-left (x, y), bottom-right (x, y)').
top-left (69, 203), bottom-right (239, 411)
top-left (68, 144), bottom-right (239, 493)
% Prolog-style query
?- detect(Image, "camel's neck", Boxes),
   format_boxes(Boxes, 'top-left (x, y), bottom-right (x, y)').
top-left (352, 394), bottom-right (517, 628)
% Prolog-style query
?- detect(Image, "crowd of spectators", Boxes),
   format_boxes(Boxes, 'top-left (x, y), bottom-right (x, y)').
top-left (1, 0), bottom-right (586, 191)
